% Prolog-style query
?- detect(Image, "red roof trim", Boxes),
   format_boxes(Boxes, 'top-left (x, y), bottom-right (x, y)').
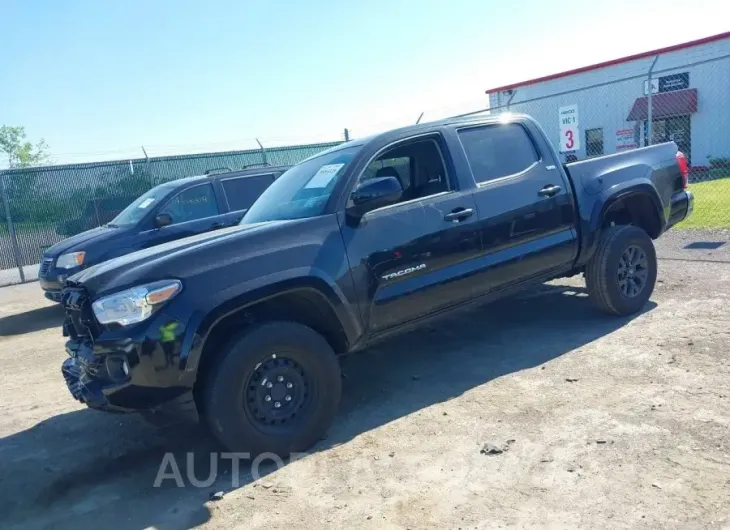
top-left (485, 31), bottom-right (730, 94)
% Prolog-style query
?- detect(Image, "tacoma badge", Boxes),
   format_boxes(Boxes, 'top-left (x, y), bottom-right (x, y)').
top-left (382, 264), bottom-right (426, 281)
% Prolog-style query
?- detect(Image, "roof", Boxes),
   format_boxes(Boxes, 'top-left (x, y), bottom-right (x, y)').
top-left (360, 113), bottom-right (511, 145)
top-left (160, 165), bottom-right (291, 188)
top-left (484, 31), bottom-right (730, 94)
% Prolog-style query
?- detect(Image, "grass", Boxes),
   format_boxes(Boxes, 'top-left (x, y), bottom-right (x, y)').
top-left (678, 178), bottom-right (730, 229)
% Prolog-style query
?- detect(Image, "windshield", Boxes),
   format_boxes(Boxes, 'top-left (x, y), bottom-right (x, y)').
top-left (108, 184), bottom-right (174, 227)
top-left (242, 146), bottom-right (361, 223)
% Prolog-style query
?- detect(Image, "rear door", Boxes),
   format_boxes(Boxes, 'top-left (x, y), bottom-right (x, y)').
top-left (456, 121), bottom-right (578, 294)
top-left (219, 173), bottom-right (277, 225)
top-left (140, 182), bottom-right (224, 248)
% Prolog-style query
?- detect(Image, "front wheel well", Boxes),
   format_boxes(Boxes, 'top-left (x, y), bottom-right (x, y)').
top-left (602, 193), bottom-right (662, 239)
top-left (193, 289), bottom-right (348, 407)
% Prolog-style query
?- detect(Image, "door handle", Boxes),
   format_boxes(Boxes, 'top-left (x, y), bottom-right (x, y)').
top-left (211, 222), bottom-right (226, 229)
top-left (538, 185), bottom-right (562, 197)
top-left (444, 208), bottom-right (474, 222)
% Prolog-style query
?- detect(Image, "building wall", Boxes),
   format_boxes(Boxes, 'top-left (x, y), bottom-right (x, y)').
top-left (488, 38), bottom-right (730, 165)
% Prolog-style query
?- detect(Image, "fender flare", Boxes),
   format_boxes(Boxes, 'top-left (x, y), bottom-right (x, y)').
top-left (580, 179), bottom-right (665, 265)
top-left (179, 267), bottom-right (362, 374)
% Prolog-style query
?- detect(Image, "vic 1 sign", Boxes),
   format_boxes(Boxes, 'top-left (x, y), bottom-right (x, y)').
top-left (558, 104), bottom-right (580, 153)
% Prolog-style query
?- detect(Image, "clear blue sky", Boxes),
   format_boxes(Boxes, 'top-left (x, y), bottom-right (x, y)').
top-left (3, 0), bottom-right (727, 165)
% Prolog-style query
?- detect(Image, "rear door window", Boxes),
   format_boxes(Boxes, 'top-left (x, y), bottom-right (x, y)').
top-left (221, 174), bottom-right (276, 211)
top-left (458, 124), bottom-right (539, 183)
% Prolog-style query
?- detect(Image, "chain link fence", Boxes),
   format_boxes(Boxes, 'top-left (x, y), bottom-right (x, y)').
top-left (2, 49), bottom-right (729, 289)
top-left (0, 141), bottom-right (341, 286)
top-left (479, 51), bottom-right (730, 231)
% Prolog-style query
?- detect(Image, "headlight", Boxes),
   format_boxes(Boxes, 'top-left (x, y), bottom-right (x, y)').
top-left (91, 280), bottom-right (182, 326)
top-left (56, 252), bottom-right (86, 269)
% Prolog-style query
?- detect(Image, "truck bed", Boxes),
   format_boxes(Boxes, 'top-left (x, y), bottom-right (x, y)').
top-left (564, 142), bottom-right (688, 231)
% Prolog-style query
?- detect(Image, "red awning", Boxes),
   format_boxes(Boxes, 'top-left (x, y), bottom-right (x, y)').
top-left (626, 88), bottom-right (698, 121)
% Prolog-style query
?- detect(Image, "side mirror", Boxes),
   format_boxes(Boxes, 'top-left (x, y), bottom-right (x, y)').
top-left (347, 176), bottom-right (403, 219)
top-left (155, 213), bottom-right (173, 228)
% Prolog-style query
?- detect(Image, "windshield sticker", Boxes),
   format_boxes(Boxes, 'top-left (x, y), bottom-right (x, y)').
top-left (305, 163), bottom-right (344, 189)
top-left (138, 198), bottom-right (156, 209)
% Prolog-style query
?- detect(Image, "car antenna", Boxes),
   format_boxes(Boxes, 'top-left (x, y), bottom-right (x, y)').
top-left (416, 112), bottom-right (424, 124)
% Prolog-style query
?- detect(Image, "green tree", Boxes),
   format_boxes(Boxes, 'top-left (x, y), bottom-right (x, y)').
top-left (0, 125), bottom-right (50, 168)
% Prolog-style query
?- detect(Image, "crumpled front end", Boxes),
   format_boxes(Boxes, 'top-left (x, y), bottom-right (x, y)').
top-left (60, 286), bottom-right (133, 411)
top-left (59, 283), bottom-right (198, 420)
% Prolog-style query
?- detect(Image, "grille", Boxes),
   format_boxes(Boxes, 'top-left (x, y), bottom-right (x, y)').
top-left (62, 286), bottom-right (99, 339)
top-left (39, 258), bottom-right (54, 277)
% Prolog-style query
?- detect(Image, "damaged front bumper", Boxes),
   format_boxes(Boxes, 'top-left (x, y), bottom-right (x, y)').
top-left (61, 338), bottom-right (134, 412)
top-left (60, 287), bottom-right (199, 422)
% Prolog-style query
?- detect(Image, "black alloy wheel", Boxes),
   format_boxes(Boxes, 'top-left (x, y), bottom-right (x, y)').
top-left (617, 244), bottom-right (649, 298)
top-left (586, 225), bottom-right (657, 316)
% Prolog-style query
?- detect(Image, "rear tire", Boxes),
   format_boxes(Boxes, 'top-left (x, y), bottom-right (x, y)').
top-left (202, 321), bottom-right (341, 456)
top-left (585, 225), bottom-right (657, 316)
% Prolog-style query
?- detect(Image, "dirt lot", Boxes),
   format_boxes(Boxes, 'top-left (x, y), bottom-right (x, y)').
top-left (1, 230), bottom-right (729, 530)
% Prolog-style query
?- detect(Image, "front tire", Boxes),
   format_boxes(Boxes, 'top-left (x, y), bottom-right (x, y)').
top-left (585, 225), bottom-right (657, 316)
top-left (203, 321), bottom-right (341, 455)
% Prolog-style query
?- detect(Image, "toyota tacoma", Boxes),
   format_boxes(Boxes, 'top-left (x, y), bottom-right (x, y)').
top-left (59, 114), bottom-right (693, 455)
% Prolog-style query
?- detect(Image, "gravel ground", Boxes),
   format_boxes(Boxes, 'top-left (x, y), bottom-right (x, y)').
top-left (0, 229), bottom-right (729, 530)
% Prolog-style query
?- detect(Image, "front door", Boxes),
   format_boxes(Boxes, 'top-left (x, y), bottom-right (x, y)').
top-left (141, 182), bottom-right (223, 248)
top-left (339, 136), bottom-right (481, 333)
top-left (456, 122), bottom-right (579, 294)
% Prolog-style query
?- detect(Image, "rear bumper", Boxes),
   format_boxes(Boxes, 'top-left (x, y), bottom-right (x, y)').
top-left (685, 189), bottom-right (694, 217)
top-left (667, 189), bottom-right (694, 228)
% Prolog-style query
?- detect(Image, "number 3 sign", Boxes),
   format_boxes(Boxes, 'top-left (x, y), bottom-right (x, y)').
top-left (558, 104), bottom-right (580, 153)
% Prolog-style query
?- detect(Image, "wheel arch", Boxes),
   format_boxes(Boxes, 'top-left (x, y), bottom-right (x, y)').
top-left (580, 180), bottom-right (665, 266)
top-left (181, 271), bottom-right (361, 386)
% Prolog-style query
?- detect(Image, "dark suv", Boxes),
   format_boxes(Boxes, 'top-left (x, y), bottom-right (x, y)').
top-left (39, 166), bottom-right (289, 301)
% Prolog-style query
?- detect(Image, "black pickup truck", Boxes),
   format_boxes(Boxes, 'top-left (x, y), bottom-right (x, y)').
top-left (59, 114), bottom-right (693, 455)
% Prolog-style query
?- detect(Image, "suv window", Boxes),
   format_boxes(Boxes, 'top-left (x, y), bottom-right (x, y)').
top-left (356, 138), bottom-right (449, 205)
top-left (160, 183), bottom-right (219, 224)
top-left (458, 124), bottom-right (538, 183)
top-left (222, 174), bottom-right (275, 211)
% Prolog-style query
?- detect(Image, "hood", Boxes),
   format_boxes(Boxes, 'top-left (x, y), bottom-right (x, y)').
top-left (44, 226), bottom-right (130, 258)
top-left (68, 220), bottom-right (294, 295)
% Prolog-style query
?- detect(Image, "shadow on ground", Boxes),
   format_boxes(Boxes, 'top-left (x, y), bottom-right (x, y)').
top-left (0, 282), bottom-right (654, 530)
top-left (0, 303), bottom-right (65, 337)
